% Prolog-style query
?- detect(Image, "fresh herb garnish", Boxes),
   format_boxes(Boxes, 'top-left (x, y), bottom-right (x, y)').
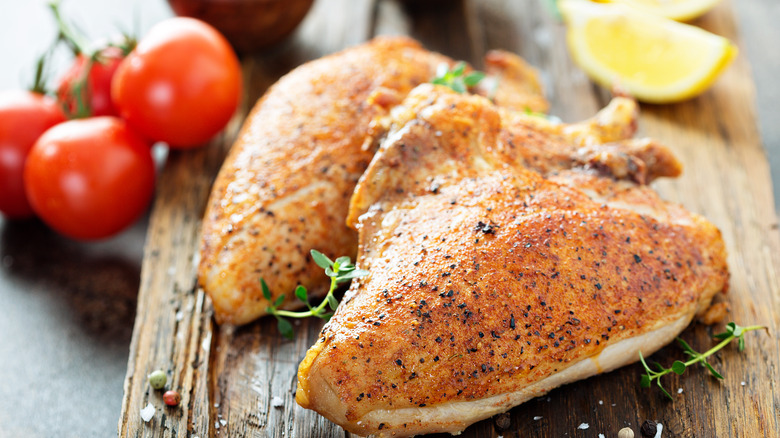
top-left (262, 249), bottom-right (368, 339)
top-left (639, 322), bottom-right (766, 399)
top-left (431, 61), bottom-right (486, 94)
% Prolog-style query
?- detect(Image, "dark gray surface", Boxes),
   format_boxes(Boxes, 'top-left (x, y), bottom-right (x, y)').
top-left (0, 1), bottom-right (777, 437)
top-left (0, 1), bottom-right (169, 437)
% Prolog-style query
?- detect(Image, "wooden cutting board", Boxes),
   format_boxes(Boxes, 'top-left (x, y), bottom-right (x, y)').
top-left (118, 0), bottom-right (780, 436)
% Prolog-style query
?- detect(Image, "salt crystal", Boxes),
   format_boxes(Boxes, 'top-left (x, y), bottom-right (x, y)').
top-left (215, 421), bottom-right (220, 429)
top-left (220, 419), bottom-right (227, 426)
top-left (140, 403), bottom-right (155, 422)
top-left (599, 434), bottom-right (605, 438)
top-left (741, 381), bottom-right (746, 386)
top-left (611, 403), bottom-right (616, 407)
top-left (533, 416), bottom-right (543, 421)
top-left (578, 423), bottom-right (589, 430)
top-left (598, 400), bottom-right (603, 405)
top-left (168, 266), bottom-right (176, 275)
top-left (654, 422), bottom-right (664, 438)
top-left (272, 396), bottom-right (284, 408)
top-left (176, 311), bottom-right (184, 321)
top-left (677, 388), bottom-right (683, 394)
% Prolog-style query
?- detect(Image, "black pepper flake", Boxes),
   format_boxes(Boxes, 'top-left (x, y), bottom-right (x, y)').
top-left (634, 254), bottom-right (643, 264)
top-left (435, 336), bottom-right (443, 343)
top-left (379, 423), bottom-right (386, 430)
top-left (420, 358), bottom-right (425, 363)
top-left (356, 393), bottom-right (364, 401)
top-left (395, 359), bottom-right (403, 366)
top-left (434, 356), bottom-right (440, 362)
top-left (479, 332), bottom-right (485, 338)
top-left (481, 364), bottom-right (487, 372)
top-left (595, 283), bottom-right (602, 290)
top-left (509, 315), bottom-right (516, 329)
top-left (475, 220), bottom-right (498, 234)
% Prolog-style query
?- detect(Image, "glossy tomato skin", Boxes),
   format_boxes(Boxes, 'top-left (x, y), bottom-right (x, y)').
top-left (0, 91), bottom-right (66, 219)
top-left (24, 117), bottom-right (155, 240)
top-left (112, 17), bottom-right (242, 148)
top-left (57, 47), bottom-right (124, 118)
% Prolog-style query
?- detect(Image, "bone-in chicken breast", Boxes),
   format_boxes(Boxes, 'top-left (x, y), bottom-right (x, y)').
top-left (198, 37), bottom-right (548, 325)
top-left (296, 85), bottom-right (728, 436)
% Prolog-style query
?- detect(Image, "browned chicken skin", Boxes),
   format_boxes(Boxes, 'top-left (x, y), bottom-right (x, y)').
top-left (199, 37), bottom-right (548, 325)
top-left (296, 86), bottom-right (728, 436)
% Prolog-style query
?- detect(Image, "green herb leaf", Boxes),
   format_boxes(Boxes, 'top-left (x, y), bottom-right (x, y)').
top-left (327, 294), bottom-right (339, 311)
top-left (463, 71), bottom-right (486, 87)
top-left (671, 361), bottom-right (687, 375)
top-left (311, 250), bottom-right (333, 269)
top-left (335, 256), bottom-right (351, 267)
top-left (261, 279), bottom-right (272, 301)
top-left (657, 380), bottom-right (673, 400)
top-left (295, 285), bottom-right (308, 304)
top-left (430, 61), bottom-right (487, 94)
top-left (702, 361), bottom-right (724, 379)
top-left (273, 294), bottom-right (286, 308)
top-left (640, 374), bottom-right (651, 388)
top-left (336, 269), bottom-right (369, 282)
top-left (277, 317), bottom-right (294, 339)
top-left (676, 337), bottom-right (694, 353)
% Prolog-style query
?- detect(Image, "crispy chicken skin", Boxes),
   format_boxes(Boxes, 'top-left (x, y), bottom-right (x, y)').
top-left (198, 37), bottom-right (548, 325)
top-left (296, 86), bottom-right (728, 436)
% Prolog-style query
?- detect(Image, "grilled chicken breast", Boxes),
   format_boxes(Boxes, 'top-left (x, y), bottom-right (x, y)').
top-left (199, 37), bottom-right (548, 325)
top-left (296, 85), bottom-right (728, 436)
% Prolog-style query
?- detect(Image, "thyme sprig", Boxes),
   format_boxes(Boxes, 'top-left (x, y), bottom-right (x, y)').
top-left (431, 61), bottom-right (486, 94)
top-left (262, 249), bottom-right (368, 339)
top-left (639, 322), bottom-right (766, 399)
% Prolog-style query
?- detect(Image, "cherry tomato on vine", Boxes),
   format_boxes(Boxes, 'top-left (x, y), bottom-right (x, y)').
top-left (24, 117), bottom-right (155, 240)
top-left (0, 90), bottom-right (66, 219)
top-left (57, 47), bottom-right (125, 118)
top-left (112, 17), bottom-right (242, 148)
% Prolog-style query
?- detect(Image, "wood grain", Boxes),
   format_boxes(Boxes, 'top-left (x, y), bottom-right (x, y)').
top-left (119, 0), bottom-right (780, 436)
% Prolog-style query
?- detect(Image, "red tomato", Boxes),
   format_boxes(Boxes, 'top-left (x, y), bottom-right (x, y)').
top-left (0, 91), bottom-right (66, 219)
top-left (24, 117), bottom-right (155, 240)
top-left (112, 17), bottom-right (242, 148)
top-left (57, 47), bottom-right (124, 118)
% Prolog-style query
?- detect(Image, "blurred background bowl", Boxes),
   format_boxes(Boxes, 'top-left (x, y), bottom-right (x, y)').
top-left (167, 0), bottom-right (315, 53)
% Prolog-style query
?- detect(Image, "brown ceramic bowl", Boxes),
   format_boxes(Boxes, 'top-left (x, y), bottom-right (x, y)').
top-left (167, 0), bottom-right (315, 53)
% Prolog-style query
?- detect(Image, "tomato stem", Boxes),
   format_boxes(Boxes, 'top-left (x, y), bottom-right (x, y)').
top-left (48, 0), bottom-right (92, 56)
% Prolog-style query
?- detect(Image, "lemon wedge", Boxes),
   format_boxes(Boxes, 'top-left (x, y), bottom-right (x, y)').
top-left (595, 0), bottom-right (722, 22)
top-left (560, 0), bottom-right (737, 103)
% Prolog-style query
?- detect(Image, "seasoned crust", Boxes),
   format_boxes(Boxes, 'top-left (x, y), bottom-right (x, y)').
top-left (296, 86), bottom-right (728, 436)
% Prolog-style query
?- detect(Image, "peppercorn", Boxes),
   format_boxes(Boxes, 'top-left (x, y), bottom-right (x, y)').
top-left (640, 420), bottom-right (657, 437)
top-left (494, 412), bottom-right (511, 430)
top-left (163, 390), bottom-right (181, 407)
top-left (618, 427), bottom-right (635, 438)
top-left (148, 370), bottom-right (167, 390)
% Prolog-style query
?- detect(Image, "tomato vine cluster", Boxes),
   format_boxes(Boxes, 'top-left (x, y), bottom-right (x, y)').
top-left (0, 2), bottom-right (242, 240)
